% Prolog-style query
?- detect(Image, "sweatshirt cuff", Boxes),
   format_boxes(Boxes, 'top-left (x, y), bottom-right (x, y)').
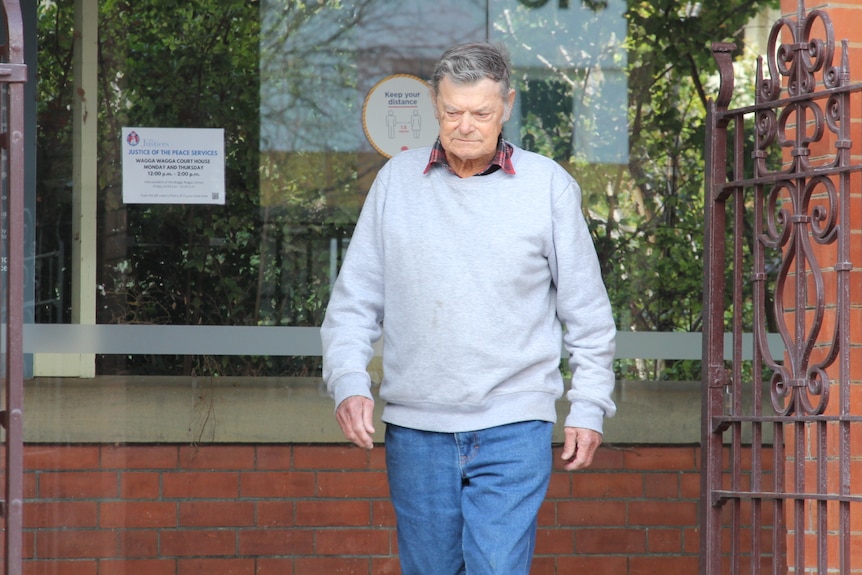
top-left (330, 372), bottom-right (374, 410)
top-left (564, 399), bottom-right (606, 435)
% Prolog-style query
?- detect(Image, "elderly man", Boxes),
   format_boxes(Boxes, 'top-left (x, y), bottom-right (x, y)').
top-left (321, 42), bottom-right (616, 575)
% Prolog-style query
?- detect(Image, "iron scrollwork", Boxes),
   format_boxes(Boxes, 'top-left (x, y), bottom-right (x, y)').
top-left (751, 9), bottom-right (850, 416)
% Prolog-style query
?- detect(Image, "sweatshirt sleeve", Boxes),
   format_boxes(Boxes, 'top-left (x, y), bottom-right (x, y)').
top-left (320, 173), bottom-right (387, 409)
top-left (550, 178), bottom-right (617, 434)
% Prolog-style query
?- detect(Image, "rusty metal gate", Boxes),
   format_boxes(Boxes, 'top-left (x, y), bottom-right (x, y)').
top-left (0, 1), bottom-right (25, 575)
top-left (701, 2), bottom-right (862, 574)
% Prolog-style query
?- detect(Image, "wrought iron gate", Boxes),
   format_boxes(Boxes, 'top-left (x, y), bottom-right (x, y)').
top-left (0, 2), bottom-right (25, 575)
top-left (701, 2), bottom-right (862, 574)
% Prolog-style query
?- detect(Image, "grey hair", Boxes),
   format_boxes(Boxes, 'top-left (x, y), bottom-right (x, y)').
top-left (430, 42), bottom-right (512, 100)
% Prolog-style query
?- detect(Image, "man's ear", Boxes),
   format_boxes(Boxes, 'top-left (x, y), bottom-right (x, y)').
top-left (503, 88), bottom-right (516, 122)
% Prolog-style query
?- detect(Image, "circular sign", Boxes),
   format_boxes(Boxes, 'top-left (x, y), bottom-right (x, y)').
top-left (362, 74), bottom-right (438, 158)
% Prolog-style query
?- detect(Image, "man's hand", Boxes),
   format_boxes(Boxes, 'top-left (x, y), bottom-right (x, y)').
top-left (335, 395), bottom-right (376, 449)
top-left (560, 427), bottom-right (602, 471)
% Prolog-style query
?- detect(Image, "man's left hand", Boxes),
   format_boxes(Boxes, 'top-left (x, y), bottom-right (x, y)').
top-left (560, 427), bottom-right (602, 471)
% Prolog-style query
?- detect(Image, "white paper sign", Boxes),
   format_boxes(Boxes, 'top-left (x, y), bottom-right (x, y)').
top-left (122, 127), bottom-right (226, 205)
top-left (362, 74), bottom-right (438, 158)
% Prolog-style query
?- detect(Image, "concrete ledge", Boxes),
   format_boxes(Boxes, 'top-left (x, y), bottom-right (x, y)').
top-left (23, 376), bottom-right (771, 444)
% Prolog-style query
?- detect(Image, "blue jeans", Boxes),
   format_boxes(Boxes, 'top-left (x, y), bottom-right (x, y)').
top-left (384, 421), bottom-right (553, 575)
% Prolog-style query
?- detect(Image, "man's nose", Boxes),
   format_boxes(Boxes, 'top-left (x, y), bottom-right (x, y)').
top-left (457, 114), bottom-right (475, 133)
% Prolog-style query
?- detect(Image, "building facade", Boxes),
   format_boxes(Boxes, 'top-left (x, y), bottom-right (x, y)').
top-left (7, 0), bottom-right (860, 573)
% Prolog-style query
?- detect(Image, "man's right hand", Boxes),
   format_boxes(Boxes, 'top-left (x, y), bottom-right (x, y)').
top-left (335, 395), bottom-right (376, 449)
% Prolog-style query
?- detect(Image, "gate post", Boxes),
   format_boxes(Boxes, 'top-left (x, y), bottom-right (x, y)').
top-left (0, 2), bottom-right (27, 575)
top-left (700, 41), bottom-right (735, 575)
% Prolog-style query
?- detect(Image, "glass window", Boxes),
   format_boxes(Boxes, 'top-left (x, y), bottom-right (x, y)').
top-left (38, 0), bottom-right (780, 384)
top-left (35, 0), bottom-right (633, 378)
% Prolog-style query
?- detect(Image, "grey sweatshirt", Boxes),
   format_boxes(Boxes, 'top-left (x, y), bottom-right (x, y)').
top-left (321, 144), bottom-right (616, 434)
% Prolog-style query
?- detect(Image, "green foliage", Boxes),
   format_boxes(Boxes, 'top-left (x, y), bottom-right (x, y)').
top-left (96, 0), bottom-right (268, 358)
top-left (613, 0), bottom-right (778, 379)
top-left (35, 1), bottom-right (76, 323)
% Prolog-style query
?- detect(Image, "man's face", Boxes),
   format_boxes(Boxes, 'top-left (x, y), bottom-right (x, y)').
top-left (433, 76), bottom-right (515, 166)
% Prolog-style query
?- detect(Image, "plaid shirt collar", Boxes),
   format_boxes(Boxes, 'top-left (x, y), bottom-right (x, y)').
top-left (423, 136), bottom-right (515, 176)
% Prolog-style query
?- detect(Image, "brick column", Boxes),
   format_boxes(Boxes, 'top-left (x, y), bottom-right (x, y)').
top-left (778, 1), bottom-right (862, 573)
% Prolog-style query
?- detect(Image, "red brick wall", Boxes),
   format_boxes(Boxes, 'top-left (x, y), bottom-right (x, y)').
top-left (7, 443), bottom-right (723, 575)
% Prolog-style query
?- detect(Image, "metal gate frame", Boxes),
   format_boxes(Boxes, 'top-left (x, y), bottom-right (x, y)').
top-left (701, 2), bottom-right (862, 574)
top-left (0, 1), bottom-right (25, 575)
